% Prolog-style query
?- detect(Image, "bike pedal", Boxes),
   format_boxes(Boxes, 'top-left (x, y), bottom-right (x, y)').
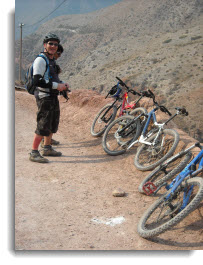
top-left (143, 182), bottom-right (157, 195)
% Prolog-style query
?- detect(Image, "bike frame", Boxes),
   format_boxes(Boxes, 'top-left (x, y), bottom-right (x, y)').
top-left (126, 108), bottom-right (165, 150)
top-left (165, 149), bottom-right (203, 211)
top-left (118, 106), bottom-right (179, 150)
top-left (101, 89), bottom-right (144, 122)
top-left (118, 92), bottom-right (140, 117)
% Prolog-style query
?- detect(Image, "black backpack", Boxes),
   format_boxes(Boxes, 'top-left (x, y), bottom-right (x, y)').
top-left (25, 54), bottom-right (50, 95)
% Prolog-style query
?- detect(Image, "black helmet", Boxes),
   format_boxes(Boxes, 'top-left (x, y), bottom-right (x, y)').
top-left (57, 44), bottom-right (64, 53)
top-left (43, 33), bottom-right (60, 44)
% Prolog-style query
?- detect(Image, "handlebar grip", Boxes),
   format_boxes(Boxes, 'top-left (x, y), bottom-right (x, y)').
top-left (142, 90), bottom-right (154, 98)
top-left (160, 106), bottom-right (172, 116)
top-left (116, 76), bottom-right (129, 89)
top-left (141, 91), bottom-right (150, 97)
top-left (166, 109), bottom-right (172, 116)
top-left (147, 89), bottom-right (154, 96)
top-left (130, 89), bottom-right (141, 96)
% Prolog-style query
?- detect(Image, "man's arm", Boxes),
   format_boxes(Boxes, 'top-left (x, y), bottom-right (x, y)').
top-left (32, 57), bottom-right (58, 89)
top-left (33, 57), bottom-right (68, 91)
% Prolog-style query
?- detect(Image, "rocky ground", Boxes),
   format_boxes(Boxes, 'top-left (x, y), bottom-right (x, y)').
top-left (15, 89), bottom-right (203, 250)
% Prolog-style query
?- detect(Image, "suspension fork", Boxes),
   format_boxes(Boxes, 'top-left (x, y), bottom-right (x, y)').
top-left (100, 98), bottom-right (118, 120)
top-left (152, 127), bottom-right (164, 147)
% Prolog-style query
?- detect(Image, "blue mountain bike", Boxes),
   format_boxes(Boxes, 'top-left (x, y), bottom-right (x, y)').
top-left (137, 142), bottom-right (203, 238)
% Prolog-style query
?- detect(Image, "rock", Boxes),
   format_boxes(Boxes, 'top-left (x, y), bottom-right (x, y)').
top-left (112, 188), bottom-right (126, 197)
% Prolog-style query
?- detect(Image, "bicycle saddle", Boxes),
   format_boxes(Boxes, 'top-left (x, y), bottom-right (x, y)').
top-left (175, 107), bottom-right (189, 116)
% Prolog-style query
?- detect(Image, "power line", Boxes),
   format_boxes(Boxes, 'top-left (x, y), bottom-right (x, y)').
top-left (25, 0), bottom-right (68, 27)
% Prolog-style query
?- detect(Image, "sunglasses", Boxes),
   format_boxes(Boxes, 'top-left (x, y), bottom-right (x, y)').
top-left (47, 42), bottom-right (58, 47)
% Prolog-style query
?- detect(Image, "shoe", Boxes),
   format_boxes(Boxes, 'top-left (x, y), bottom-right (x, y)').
top-left (41, 138), bottom-right (60, 148)
top-left (51, 139), bottom-right (60, 145)
top-left (41, 146), bottom-right (62, 157)
top-left (29, 151), bottom-right (49, 163)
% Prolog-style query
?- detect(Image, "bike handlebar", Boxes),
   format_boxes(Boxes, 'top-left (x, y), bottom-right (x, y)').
top-left (195, 142), bottom-right (203, 150)
top-left (116, 76), bottom-right (129, 89)
top-left (115, 77), bottom-right (142, 96)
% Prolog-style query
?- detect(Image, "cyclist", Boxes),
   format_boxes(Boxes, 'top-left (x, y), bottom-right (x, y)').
top-left (29, 33), bottom-right (70, 163)
top-left (40, 43), bottom-right (64, 148)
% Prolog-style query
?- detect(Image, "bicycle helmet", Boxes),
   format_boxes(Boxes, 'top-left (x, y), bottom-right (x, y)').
top-left (109, 83), bottom-right (122, 98)
top-left (43, 33), bottom-right (60, 44)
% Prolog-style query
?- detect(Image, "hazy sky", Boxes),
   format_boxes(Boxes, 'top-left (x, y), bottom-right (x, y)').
top-left (15, 0), bottom-right (122, 39)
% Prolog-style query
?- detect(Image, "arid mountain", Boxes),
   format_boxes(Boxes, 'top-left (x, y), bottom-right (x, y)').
top-left (15, 0), bottom-right (203, 140)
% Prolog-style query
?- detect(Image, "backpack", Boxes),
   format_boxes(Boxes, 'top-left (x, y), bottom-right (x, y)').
top-left (25, 54), bottom-right (50, 95)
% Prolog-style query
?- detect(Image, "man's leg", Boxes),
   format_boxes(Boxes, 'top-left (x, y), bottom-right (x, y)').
top-left (29, 134), bottom-right (49, 163)
top-left (44, 133), bottom-right (53, 146)
top-left (41, 133), bottom-right (62, 157)
top-left (41, 135), bottom-right (60, 147)
top-left (32, 134), bottom-right (43, 150)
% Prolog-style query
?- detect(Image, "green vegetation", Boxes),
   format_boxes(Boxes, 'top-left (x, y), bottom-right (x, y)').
top-left (163, 39), bottom-right (172, 44)
top-left (179, 35), bottom-right (187, 39)
top-left (191, 36), bottom-right (202, 41)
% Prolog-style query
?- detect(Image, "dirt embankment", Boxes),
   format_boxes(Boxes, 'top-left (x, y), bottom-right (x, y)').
top-left (15, 89), bottom-right (203, 250)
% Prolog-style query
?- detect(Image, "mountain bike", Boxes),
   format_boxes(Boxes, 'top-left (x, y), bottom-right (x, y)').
top-left (91, 77), bottom-right (147, 137)
top-left (137, 142), bottom-right (203, 238)
top-left (102, 90), bottom-right (188, 171)
top-left (138, 143), bottom-right (202, 195)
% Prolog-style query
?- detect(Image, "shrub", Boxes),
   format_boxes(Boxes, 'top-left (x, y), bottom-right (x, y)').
top-left (163, 39), bottom-right (172, 44)
top-left (179, 35), bottom-right (187, 39)
top-left (191, 36), bottom-right (202, 41)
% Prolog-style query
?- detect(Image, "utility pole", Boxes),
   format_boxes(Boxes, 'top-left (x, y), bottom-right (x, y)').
top-left (19, 23), bottom-right (24, 83)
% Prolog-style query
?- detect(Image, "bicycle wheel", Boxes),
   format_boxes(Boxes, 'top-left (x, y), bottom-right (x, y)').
top-left (102, 115), bottom-right (141, 156)
top-left (138, 151), bottom-right (193, 194)
top-left (91, 104), bottom-right (117, 137)
top-left (134, 129), bottom-right (179, 171)
top-left (137, 177), bottom-right (203, 238)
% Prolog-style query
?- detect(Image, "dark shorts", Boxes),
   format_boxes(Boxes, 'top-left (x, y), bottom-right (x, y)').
top-left (35, 96), bottom-right (60, 136)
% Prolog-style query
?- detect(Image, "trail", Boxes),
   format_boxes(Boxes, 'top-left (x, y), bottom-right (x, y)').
top-left (15, 90), bottom-right (203, 250)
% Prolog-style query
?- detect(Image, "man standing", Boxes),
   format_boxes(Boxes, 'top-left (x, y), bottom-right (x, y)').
top-left (29, 33), bottom-right (69, 163)
top-left (40, 43), bottom-right (65, 148)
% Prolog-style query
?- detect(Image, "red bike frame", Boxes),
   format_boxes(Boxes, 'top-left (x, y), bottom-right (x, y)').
top-left (118, 92), bottom-right (137, 117)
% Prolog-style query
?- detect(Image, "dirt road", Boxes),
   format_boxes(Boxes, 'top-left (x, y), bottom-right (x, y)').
top-left (15, 89), bottom-right (203, 250)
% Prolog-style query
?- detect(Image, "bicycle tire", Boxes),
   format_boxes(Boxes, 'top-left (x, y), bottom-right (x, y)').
top-left (102, 115), bottom-right (142, 156)
top-left (138, 151), bottom-right (193, 194)
top-left (91, 104), bottom-right (117, 137)
top-left (134, 129), bottom-right (179, 171)
top-left (137, 177), bottom-right (203, 238)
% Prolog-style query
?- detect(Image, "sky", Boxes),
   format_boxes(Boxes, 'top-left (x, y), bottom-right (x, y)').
top-left (15, 0), bottom-right (122, 39)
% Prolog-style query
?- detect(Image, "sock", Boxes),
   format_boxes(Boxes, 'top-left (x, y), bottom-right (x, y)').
top-left (31, 150), bottom-right (39, 154)
top-left (44, 145), bottom-right (51, 149)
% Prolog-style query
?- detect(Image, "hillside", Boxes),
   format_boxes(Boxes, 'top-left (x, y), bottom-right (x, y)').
top-left (15, 0), bottom-right (203, 140)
